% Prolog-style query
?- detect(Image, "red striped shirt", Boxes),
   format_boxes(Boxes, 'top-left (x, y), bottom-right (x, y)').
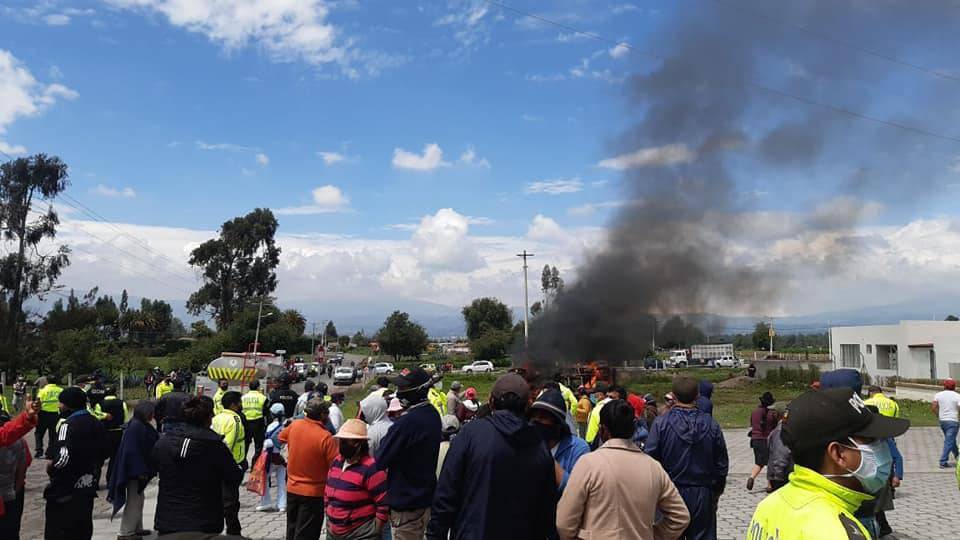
top-left (324, 454), bottom-right (389, 535)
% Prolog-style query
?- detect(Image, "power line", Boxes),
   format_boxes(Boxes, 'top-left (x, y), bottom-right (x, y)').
top-left (485, 0), bottom-right (960, 146)
top-left (712, 0), bottom-right (960, 84)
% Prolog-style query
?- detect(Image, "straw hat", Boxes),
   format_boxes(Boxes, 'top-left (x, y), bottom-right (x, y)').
top-left (334, 419), bottom-right (368, 440)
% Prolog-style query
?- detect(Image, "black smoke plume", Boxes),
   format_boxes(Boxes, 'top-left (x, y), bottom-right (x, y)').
top-left (524, 1), bottom-right (959, 369)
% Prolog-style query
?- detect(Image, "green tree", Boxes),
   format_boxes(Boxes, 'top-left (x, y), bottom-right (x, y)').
top-left (752, 322), bottom-right (772, 351)
top-left (191, 320), bottom-right (214, 338)
top-left (44, 327), bottom-right (99, 376)
top-left (338, 335), bottom-right (350, 349)
top-left (325, 320), bottom-right (338, 340)
top-left (0, 154), bottom-right (71, 370)
top-left (95, 294), bottom-right (120, 339)
top-left (376, 311), bottom-right (429, 361)
top-left (186, 208), bottom-right (280, 329)
top-left (471, 329), bottom-right (514, 361)
top-left (283, 309), bottom-right (306, 336)
top-left (44, 289), bottom-right (98, 333)
top-left (352, 330), bottom-right (370, 347)
top-left (462, 297), bottom-right (513, 341)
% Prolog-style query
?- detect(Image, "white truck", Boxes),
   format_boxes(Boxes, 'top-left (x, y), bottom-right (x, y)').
top-left (665, 350), bottom-right (689, 368)
top-left (691, 344), bottom-right (735, 367)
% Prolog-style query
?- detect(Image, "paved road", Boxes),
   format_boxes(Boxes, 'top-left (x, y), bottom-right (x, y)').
top-left (20, 421), bottom-right (958, 538)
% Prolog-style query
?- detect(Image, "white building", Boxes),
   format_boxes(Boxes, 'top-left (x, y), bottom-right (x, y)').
top-left (830, 321), bottom-right (960, 382)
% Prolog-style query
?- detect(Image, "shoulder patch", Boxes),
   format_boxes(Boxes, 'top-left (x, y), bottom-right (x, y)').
top-left (838, 513), bottom-right (868, 540)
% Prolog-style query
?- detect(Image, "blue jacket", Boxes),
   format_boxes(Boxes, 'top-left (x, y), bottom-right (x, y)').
top-left (553, 435), bottom-right (590, 492)
top-left (427, 410), bottom-right (557, 540)
top-left (375, 401), bottom-right (441, 511)
top-left (820, 369), bottom-right (863, 394)
top-left (888, 438), bottom-right (904, 479)
top-left (107, 417), bottom-right (158, 518)
top-left (645, 406), bottom-right (728, 492)
top-left (696, 381), bottom-right (714, 415)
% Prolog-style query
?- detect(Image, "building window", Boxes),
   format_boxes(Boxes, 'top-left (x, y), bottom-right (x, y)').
top-left (840, 344), bottom-right (861, 368)
top-left (877, 345), bottom-right (897, 371)
top-left (866, 344), bottom-right (873, 354)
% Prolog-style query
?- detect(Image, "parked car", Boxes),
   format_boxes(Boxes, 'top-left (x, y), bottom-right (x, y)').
top-left (461, 360), bottom-right (495, 373)
top-left (715, 355), bottom-right (740, 368)
top-left (420, 363), bottom-right (438, 374)
top-left (333, 366), bottom-right (357, 386)
top-left (372, 362), bottom-right (394, 375)
top-left (644, 357), bottom-right (664, 370)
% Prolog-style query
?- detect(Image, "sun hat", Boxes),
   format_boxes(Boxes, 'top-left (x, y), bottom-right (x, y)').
top-left (335, 418), bottom-right (369, 440)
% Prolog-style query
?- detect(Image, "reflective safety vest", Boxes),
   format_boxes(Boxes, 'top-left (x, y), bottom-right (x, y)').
top-left (88, 403), bottom-right (108, 420)
top-left (155, 381), bottom-right (173, 399)
top-left (103, 395), bottom-right (129, 424)
top-left (38, 384), bottom-right (63, 413)
top-left (211, 409), bottom-right (246, 465)
top-left (745, 465), bottom-right (873, 540)
top-left (213, 388), bottom-right (227, 416)
top-left (585, 398), bottom-right (611, 444)
top-left (0, 394), bottom-right (8, 413)
top-left (864, 392), bottom-right (900, 418)
top-left (428, 387), bottom-right (446, 415)
top-left (559, 383), bottom-right (578, 415)
top-left (241, 390), bottom-right (267, 421)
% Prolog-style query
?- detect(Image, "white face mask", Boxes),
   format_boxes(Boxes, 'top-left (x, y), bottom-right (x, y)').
top-left (823, 437), bottom-right (892, 494)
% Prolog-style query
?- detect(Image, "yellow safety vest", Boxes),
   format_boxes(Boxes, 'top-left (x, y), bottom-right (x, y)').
top-left (88, 403), bottom-right (108, 420)
top-left (745, 465), bottom-right (873, 540)
top-left (429, 387), bottom-right (446, 415)
top-left (864, 392), bottom-right (900, 418)
top-left (559, 383), bottom-right (578, 415)
top-left (585, 398), bottom-right (610, 444)
top-left (211, 409), bottom-right (246, 464)
top-left (155, 381), bottom-right (173, 399)
top-left (0, 394), bottom-right (8, 413)
top-left (38, 384), bottom-right (63, 413)
top-left (241, 390), bottom-right (267, 421)
top-left (213, 388), bottom-right (227, 416)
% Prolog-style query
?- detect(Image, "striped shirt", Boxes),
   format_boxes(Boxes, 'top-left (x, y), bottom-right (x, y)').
top-left (324, 455), bottom-right (389, 535)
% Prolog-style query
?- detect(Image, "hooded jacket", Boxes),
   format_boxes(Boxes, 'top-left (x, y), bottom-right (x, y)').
top-left (107, 416), bottom-right (158, 518)
top-left (360, 393), bottom-right (392, 454)
top-left (150, 423), bottom-right (243, 534)
top-left (426, 410), bottom-right (557, 540)
top-left (746, 465), bottom-right (873, 540)
top-left (44, 409), bottom-right (110, 500)
top-left (645, 406), bottom-right (728, 492)
top-left (696, 381), bottom-right (714, 415)
top-left (766, 424), bottom-right (794, 485)
top-left (375, 401), bottom-right (441, 511)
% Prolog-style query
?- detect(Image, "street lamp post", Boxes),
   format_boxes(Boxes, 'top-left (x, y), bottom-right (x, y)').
top-left (252, 300), bottom-right (274, 356)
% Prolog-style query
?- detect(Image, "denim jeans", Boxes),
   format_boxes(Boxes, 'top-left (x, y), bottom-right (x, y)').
top-left (939, 420), bottom-right (959, 465)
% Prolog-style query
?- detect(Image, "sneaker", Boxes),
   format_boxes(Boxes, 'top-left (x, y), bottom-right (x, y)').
top-left (278, 506), bottom-right (286, 512)
top-left (746, 477), bottom-right (754, 491)
top-left (134, 530), bottom-right (152, 537)
top-left (940, 463), bottom-right (952, 469)
top-left (255, 505), bottom-right (277, 512)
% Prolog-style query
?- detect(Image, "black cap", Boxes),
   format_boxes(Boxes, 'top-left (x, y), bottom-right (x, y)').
top-left (59, 386), bottom-right (87, 410)
top-left (491, 373), bottom-right (529, 401)
top-left (389, 368), bottom-right (432, 390)
top-left (782, 388), bottom-right (910, 454)
top-left (531, 389), bottom-right (567, 424)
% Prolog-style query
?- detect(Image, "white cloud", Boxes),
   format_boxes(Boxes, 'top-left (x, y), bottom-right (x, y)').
top-left (598, 143), bottom-right (696, 169)
top-left (392, 143), bottom-right (450, 171)
top-left (276, 185), bottom-right (351, 215)
top-left (92, 184), bottom-right (137, 198)
top-left (0, 142), bottom-right (28, 155)
top-left (48, 65), bottom-right (64, 80)
top-left (318, 151), bottom-right (345, 165)
top-left (521, 113), bottom-right (541, 122)
top-left (195, 141), bottom-right (254, 152)
top-left (612, 4), bottom-right (640, 14)
top-left (256, 152), bottom-right (269, 166)
top-left (527, 214), bottom-right (566, 242)
top-left (609, 43), bottom-right (630, 59)
top-left (567, 199), bottom-right (642, 217)
top-left (410, 208), bottom-right (483, 272)
top-left (435, 1), bottom-right (490, 52)
top-left (104, 0), bottom-right (358, 75)
top-left (0, 50), bottom-right (78, 153)
top-left (526, 178), bottom-right (584, 195)
top-left (458, 147), bottom-right (490, 168)
top-left (466, 216), bottom-right (494, 226)
top-left (556, 32), bottom-right (589, 43)
top-left (44, 13), bottom-right (71, 26)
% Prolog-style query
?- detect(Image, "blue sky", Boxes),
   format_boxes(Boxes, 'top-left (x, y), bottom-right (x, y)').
top-left (4, 0), bottom-right (960, 326)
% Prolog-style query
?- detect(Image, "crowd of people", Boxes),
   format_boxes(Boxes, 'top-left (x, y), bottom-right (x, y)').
top-left (0, 363), bottom-right (945, 539)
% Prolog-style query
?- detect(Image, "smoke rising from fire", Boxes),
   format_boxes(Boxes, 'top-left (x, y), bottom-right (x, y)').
top-left (525, 1), bottom-right (960, 368)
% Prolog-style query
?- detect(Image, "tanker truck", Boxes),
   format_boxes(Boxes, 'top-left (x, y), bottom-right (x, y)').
top-left (197, 351), bottom-right (286, 396)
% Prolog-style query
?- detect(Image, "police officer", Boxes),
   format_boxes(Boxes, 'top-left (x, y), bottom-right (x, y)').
top-left (35, 375), bottom-right (64, 458)
top-left (154, 373), bottom-right (173, 399)
top-left (212, 391), bottom-right (246, 537)
top-left (269, 376), bottom-right (298, 419)
top-left (86, 377), bottom-right (106, 410)
top-left (241, 380), bottom-right (269, 463)
top-left (44, 387), bottom-right (109, 540)
top-left (101, 386), bottom-right (127, 485)
top-left (213, 379), bottom-right (229, 415)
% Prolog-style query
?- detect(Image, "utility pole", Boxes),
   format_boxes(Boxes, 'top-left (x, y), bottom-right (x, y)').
top-left (769, 317), bottom-right (775, 355)
top-left (517, 250), bottom-right (534, 347)
top-left (310, 322), bottom-right (317, 361)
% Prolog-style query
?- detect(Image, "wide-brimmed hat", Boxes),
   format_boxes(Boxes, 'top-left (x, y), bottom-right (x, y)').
top-left (335, 418), bottom-right (369, 440)
top-left (387, 398), bottom-right (403, 413)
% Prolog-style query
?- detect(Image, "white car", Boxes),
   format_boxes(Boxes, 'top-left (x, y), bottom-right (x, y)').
top-left (714, 355), bottom-right (739, 368)
top-left (462, 360), bottom-right (494, 373)
top-left (372, 362), bottom-right (394, 375)
top-left (333, 366), bottom-right (357, 385)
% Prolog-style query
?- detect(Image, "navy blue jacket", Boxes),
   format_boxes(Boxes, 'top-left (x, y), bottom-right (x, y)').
top-left (645, 406), bottom-right (728, 492)
top-left (375, 401), bottom-right (441, 511)
top-left (820, 368), bottom-right (863, 394)
top-left (696, 380), bottom-right (714, 415)
top-left (107, 417), bottom-right (158, 518)
top-left (426, 410), bottom-right (557, 540)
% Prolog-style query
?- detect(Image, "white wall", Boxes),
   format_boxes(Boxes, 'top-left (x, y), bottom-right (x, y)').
top-left (830, 321), bottom-right (960, 381)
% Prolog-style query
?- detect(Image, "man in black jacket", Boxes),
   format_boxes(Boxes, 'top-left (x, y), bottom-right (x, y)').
top-left (269, 375), bottom-right (299, 418)
top-left (376, 368), bottom-right (441, 540)
top-left (101, 385), bottom-right (127, 485)
top-left (426, 373), bottom-right (557, 540)
top-left (44, 386), bottom-right (110, 540)
top-left (155, 378), bottom-right (190, 431)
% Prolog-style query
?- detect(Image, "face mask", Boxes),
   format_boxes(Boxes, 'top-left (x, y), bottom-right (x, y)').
top-left (339, 441), bottom-right (361, 460)
top-left (825, 438), bottom-right (892, 493)
top-left (530, 421), bottom-right (562, 444)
